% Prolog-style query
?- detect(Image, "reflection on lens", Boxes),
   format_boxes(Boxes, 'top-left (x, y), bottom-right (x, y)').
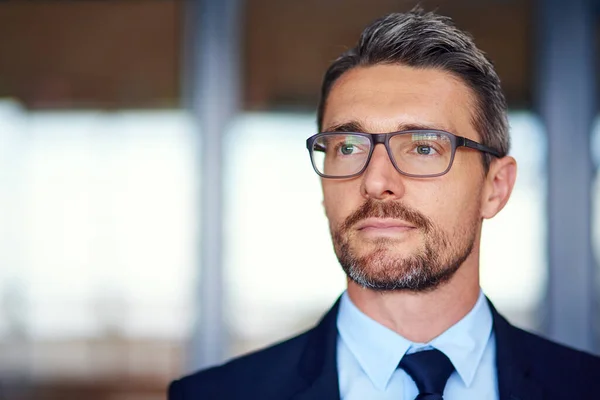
top-left (390, 132), bottom-right (452, 176)
top-left (312, 134), bottom-right (371, 177)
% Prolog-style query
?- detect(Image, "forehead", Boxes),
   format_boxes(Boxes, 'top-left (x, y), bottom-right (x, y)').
top-left (322, 64), bottom-right (479, 141)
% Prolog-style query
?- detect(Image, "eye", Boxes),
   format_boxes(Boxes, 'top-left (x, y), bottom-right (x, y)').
top-left (340, 143), bottom-right (356, 155)
top-left (335, 141), bottom-right (366, 156)
top-left (416, 145), bottom-right (436, 155)
top-left (412, 144), bottom-right (440, 156)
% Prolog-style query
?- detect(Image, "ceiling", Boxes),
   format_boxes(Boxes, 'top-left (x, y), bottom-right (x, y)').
top-left (0, 0), bottom-right (594, 111)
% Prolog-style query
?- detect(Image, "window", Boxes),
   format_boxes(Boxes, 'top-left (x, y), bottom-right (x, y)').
top-left (0, 101), bottom-right (198, 388)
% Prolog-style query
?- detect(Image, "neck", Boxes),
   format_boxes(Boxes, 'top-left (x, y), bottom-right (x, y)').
top-left (346, 256), bottom-right (480, 343)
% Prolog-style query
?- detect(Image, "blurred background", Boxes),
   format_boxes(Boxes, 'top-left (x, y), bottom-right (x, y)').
top-left (0, 0), bottom-right (598, 399)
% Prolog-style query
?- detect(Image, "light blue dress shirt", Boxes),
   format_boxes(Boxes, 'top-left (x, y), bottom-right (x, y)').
top-left (336, 290), bottom-right (498, 400)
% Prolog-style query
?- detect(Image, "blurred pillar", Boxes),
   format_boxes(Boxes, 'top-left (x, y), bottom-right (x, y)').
top-left (535, 0), bottom-right (596, 352)
top-left (184, 0), bottom-right (242, 370)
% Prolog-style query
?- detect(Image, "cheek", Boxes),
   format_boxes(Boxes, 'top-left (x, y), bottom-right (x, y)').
top-left (411, 178), bottom-right (482, 231)
top-left (322, 181), bottom-right (362, 225)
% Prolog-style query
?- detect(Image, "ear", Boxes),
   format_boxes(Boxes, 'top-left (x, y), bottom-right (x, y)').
top-left (481, 155), bottom-right (517, 219)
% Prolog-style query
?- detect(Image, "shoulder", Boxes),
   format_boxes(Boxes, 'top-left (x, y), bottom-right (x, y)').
top-left (510, 324), bottom-right (600, 388)
top-left (490, 300), bottom-right (600, 397)
top-left (168, 330), bottom-right (311, 400)
top-left (169, 299), bottom-right (341, 400)
top-left (490, 299), bottom-right (600, 385)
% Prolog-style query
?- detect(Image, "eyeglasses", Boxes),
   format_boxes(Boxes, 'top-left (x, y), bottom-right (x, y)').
top-left (306, 130), bottom-right (502, 179)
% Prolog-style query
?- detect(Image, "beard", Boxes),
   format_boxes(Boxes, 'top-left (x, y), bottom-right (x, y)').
top-left (331, 199), bottom-right (477, 292)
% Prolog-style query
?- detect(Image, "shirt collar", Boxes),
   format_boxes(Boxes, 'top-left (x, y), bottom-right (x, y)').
top-left (336, 290), bottom-right (493, 390)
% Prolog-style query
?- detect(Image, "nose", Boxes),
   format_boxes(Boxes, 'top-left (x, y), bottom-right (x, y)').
top-left (360, 144), bottom-right (405, 200)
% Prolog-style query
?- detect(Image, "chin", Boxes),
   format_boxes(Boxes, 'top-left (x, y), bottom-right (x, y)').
top-left (352, 239), bottom-right (420, 259)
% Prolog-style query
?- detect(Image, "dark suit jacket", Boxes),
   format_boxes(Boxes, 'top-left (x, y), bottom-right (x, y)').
top-left (169, 299), bottom-right (600, 399)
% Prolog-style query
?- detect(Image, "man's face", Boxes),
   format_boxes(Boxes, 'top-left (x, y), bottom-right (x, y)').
top-left (321, 64), bottom-right (487, 292)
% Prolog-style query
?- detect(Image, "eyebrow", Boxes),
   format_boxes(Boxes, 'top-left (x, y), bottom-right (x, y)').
top-left (322, 120), bottom-right (454, 134)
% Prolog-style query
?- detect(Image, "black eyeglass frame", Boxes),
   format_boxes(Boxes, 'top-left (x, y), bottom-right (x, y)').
top-left (305, 129), bottom-right (503, 179)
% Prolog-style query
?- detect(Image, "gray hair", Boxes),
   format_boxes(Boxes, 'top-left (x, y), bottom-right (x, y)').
top-left (317, 8), bottom-right (509, 170)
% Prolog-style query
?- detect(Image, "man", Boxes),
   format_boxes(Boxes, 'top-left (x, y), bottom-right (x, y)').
top-left (169, 9), bottom-right (600, 400)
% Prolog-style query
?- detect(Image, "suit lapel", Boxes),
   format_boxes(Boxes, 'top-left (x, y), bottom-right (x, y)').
top-left (290, 299), bottom-right (341, 400)
top-left (288, 296), bottom-right (545, 400)
top-left (489, 300), bottom-right (543, 400)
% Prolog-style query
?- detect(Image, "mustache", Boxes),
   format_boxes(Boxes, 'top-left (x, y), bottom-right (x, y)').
top-left (340, 199), bottom-right (433, 233)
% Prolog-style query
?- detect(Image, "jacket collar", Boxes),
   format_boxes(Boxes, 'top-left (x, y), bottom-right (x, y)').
top-left (290, 298), bottom-right (341, 400)
top-left (289, 297), bottom-right (545, 400)
top-left (489, 299), bottom-right (543, 400)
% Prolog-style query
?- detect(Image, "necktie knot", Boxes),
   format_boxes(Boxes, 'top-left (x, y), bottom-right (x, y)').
top-left (399, 348), bottom-right (455, 400)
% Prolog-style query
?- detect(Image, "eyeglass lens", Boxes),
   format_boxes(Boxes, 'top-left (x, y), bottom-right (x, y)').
top-left (311, 132), bottom-right (453, 177)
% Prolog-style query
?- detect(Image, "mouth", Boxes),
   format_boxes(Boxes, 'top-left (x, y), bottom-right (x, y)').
top-left (354, 218), bottom-right (417, 236)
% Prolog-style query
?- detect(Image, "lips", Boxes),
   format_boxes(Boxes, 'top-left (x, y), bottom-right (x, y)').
top-left (355, 218), bottom-right (416, 231)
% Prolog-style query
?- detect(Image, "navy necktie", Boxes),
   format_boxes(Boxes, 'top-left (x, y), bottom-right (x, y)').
top-left (399, 349), bottom-right (455, 400)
